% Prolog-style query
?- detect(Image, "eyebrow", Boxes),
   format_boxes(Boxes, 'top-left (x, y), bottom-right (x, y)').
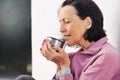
top-left (59, 17), bottom-right (71, 22)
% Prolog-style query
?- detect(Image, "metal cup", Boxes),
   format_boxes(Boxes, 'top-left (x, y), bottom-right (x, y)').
top-left (47, 36), bottom-right (65, 48)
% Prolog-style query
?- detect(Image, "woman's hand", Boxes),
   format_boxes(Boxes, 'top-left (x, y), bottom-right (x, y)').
top-left (40, 39), bottom-right (70, 71)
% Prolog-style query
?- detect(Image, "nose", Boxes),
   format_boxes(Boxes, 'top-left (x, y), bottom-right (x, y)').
top-left (59, 23), bottom-right (66, 34)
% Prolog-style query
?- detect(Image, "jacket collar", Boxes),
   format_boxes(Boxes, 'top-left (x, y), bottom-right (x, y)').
top-left (80, 37), bottom-right (108, 55)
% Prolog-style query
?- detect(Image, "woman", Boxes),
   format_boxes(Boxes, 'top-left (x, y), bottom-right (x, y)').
top-left (40, 0), bottom-right (120, 80)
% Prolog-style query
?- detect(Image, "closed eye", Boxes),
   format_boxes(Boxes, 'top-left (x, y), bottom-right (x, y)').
top-left (65, 21), bottom-right (71, 24)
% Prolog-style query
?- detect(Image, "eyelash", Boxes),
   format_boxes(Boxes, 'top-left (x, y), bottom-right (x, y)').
top-left (65, 21), bottom-right (70, 24)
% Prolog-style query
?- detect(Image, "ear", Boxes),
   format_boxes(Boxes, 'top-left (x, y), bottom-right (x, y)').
top-left (84, 17), bottom-right (92, 29)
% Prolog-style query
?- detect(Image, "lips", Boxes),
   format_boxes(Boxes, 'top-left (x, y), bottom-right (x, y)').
top-left (64, 35), bottom-right (71, 40)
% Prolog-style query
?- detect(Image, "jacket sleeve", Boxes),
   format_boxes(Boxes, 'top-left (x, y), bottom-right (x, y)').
top-left (59, 73), bottom-right (73, 80)
top-left (52, 67), bottom-right (73, 80)
top-left (52, 73), bottom-right (73, 80)
top-left (52, 53), bottom-right (74, 80)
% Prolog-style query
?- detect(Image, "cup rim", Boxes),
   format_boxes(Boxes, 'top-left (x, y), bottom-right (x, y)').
top-left (47, 36), bottom-right (65, 43)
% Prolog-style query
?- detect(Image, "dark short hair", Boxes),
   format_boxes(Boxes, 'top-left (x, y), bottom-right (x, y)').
top-left (60, 0), bottom-right (106, 42)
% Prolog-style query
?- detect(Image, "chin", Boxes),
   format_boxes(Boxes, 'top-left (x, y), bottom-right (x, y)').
top-left (65, 42), bottom-right (75, 47)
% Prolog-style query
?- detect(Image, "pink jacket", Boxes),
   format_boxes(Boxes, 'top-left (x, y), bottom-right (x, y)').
top-left (60, 37), bottom-right (120, 80)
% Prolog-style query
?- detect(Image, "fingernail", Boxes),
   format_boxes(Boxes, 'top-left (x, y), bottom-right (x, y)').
top-left (40, 48), bottom-right (42, 51)
top-left (43, 39), bottom-right (46, 42)
top-left (42, 39), bottom-right (46, 45)
top-left (51, 45), bottom-right (54, 47)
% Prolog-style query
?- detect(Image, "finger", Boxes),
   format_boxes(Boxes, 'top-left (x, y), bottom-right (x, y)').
top-left (40, 41), bottom-right (48, 56)
top-left (53, 46), bottom-right (64, 54)
top-left (45, 41), bottom-right (58, 60)
top-left (46, 40), bottom-right (55, 53)
top-left (40, 39), bottom-right (46, 52)
top-left (42, 39), bottom-right (46, 45)
top-left (40, 45), bottom-right (45, 56)
top-left (44, 42), bottom-right (54, 60)
top-left (43, 43), bottom-right (49, 54)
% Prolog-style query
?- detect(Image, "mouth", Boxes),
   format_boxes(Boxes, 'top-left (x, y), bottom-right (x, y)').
top-left (64, 35), bottom-right (71, 40)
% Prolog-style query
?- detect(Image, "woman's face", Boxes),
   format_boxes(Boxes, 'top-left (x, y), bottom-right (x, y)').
top-left (59, 5), bottom-right (89, 46)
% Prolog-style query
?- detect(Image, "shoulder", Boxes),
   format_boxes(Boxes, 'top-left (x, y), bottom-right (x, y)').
top-left (100, 42), bottom-right (119, 56)
top-left (96, 42), bottom-right (120, 64)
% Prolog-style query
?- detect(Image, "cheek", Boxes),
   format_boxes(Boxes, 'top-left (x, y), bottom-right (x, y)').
top-left (66, 23), bottom-right (86, 44)
top-left (65, 28), bottom-right (78, 45)
top-left (72, 26), bottom-right (86, 41)
top-left (68, 28), bottom-right (80, 44)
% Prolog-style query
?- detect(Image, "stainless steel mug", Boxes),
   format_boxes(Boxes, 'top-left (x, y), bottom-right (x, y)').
top-left (47, 36), bottom-right (65, 48)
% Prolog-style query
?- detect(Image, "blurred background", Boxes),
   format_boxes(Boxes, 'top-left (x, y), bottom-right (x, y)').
top-left (0, 0), bottom-right (31, 79)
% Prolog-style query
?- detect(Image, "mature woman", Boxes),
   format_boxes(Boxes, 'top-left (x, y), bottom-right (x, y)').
top-left (40, 0), bottom-right (120, 80)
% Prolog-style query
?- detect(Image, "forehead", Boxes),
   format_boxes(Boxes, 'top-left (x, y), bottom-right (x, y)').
top-left (59, 5), bottom-right (78, 20)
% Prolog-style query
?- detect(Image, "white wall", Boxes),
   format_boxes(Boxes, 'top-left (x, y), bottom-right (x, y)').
top-left (32, 0), bottom-right (120, 79)
top-left (94, 0), bottom-right (120, 50)
top-left (32, 0), bottom-right (63, 80)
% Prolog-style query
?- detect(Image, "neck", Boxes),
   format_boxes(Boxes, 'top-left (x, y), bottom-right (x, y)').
top-left (79, 39), bottom-right (95, 51)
